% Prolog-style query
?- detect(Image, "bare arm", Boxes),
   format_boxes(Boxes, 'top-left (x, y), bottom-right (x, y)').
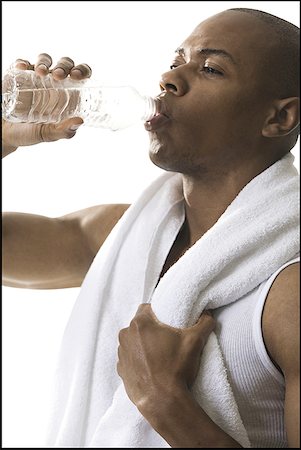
top-left (3, 204), bottom-right (129, 289)
top-left (139, 387), bottom-right (242, 448)
top-left (263, 262), bottom-right (300, 448)
top-left (3, 54), bottom-right (130, 289)
top-left (117, 263), bottom-right (300, 448)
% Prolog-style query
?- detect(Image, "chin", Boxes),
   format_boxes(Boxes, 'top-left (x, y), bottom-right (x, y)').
top-left (148, 140), bottom-right (172, 170)
top-left (148, 134), bottom-right (206, 175)
top-left (148, 150), bottom-right (185, 173)
top-left (149, 148), bottom-right (208, 177)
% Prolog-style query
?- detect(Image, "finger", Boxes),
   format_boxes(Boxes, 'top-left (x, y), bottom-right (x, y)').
top-left (189, 311), bottom-right (216, 341)
top-left (117, 345), bottom-right (122, 360)
top-left (70, 63), bottom-right (92, 80)
top-left (35, 53), bottom-right (52, 76)
top-left (195, 310), bottom-right (215, 327)
top-left (14, 59), bottom-right (35, 70)
top-left (116, 361), bottom-right (122, 377)
top-left (136, 303), bottom-right (152, 315)
top-left (135, 303), bottom-right (161, 324)
top-left (39, 117), bottom-right (83, 142)
top-left (51, 57), bottom-right (75, 80)
top-left (136, 303), bottom-right (181, 331)
top-left (118, 328), bottom-right (127, 344)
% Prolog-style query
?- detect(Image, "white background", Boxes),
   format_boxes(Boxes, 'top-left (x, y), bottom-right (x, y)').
top-left (2, 1), bottom-right (300, 447)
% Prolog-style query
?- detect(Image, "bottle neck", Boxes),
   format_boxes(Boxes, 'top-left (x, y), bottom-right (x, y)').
top-left (142, 96), bottom-right (158, 121)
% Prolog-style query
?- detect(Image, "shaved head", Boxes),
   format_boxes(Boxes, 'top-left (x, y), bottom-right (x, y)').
top-left (228, 8), bottom-right (300, 98)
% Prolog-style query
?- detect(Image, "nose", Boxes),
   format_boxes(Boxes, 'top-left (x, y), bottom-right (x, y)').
top-left (160, 68), bottom-right (189, 96)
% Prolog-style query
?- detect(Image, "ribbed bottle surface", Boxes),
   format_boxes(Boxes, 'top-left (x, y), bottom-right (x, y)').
top-left (77, 85), bottom-right (157, 129)
top-left (2, 69), bottom-right (157, 130)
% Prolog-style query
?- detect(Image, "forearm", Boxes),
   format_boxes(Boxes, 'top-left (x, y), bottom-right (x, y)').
top-left (138, 385), bottom-right (242, 448)
top-left (2, 141), bottom-right (18, 158)
top-left (2, 119), bottom-right (18, 157)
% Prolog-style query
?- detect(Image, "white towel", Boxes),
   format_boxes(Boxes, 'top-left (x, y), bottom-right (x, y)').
top-left (46, 153), bottom-right (299, 448)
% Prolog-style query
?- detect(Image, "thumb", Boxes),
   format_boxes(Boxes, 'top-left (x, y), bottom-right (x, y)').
top-left (39, 117), bottom-right (84, 142)
top-left (188, 311), bottom-right (216, 346)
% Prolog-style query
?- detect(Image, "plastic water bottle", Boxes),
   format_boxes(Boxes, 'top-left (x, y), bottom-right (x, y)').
top-left (2, 68), bottom-right (158, 131)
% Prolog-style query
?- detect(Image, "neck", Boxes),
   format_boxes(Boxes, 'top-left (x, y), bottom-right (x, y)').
top-left (181, 155), bottom-right (280, 245)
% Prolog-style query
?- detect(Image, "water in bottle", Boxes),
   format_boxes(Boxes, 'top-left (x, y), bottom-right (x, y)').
top-left (2, 68), bottom-right (159, 131)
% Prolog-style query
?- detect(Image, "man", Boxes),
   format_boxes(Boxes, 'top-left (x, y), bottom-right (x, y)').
top-left (2, 8), bottom-right (300, 448)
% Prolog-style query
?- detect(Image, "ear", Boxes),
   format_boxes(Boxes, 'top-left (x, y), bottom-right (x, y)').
top-left (262, 97), bottom-right (300, 137)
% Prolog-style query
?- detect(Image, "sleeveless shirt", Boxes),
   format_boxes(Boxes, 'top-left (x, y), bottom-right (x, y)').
top-left (213, 257), bottom-right (300, 448)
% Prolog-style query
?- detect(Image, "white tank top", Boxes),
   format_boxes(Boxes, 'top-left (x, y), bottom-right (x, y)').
top-left (213, 256), bottom-right (299, 448)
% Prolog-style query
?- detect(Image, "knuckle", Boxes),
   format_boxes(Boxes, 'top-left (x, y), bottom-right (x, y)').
top-left (40, 124), bottom-right (62, 142)
top-left (137, 303), bottom-right (149, 312)
top-left (14, 59), bottom-right (35, 71)
top-left (71, 63), bottom-right (92, 77)
top-left (118, 328), bottom-right (127, 343)
top-left (116, 361), bottom-right (122, 377)
top-left (39, 124), bottom-right (51, 142)
top-left (130, 316), bottom-right (146, 331)
top-left (117, 346), bottom-right (122, 362)
top-left (130, 317), bottom-right (139, 328)
top-left (57, 57), bottom-right (75, 70)
top-left (37, 53), bottom-right (52, 67)
top-left (60, 56), bottom-right (75, 65)
top-left (15, 58), bottom-right (30, 66)
top-left (35, 64), bottom-right (49, 76)
top-left (51, 58), bottom-right (75, 78)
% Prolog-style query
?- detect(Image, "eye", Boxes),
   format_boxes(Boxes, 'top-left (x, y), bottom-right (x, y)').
top-left (169, 57), bottom-right (185, 70)
top-left (202, 65), bottom-right (223, 76)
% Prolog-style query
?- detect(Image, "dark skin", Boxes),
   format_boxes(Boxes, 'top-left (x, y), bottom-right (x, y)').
top-left (2, 10), bottom-right (300, 448)
top-left (118, 10), bottom-right (300, 448)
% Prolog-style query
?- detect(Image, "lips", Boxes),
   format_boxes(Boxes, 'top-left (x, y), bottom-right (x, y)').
top-left (144, 113), bottom-right (170, 131)
top-left (144, 93), bottom-right (171, 132)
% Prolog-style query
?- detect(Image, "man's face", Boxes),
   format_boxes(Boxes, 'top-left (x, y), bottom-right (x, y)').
top-left (147, 11), bottom-right (276, 175)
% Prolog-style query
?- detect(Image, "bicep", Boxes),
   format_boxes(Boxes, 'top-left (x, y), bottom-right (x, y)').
top-left (262, 262), bottom-right (300, 447)
top-left (3, 203), bottom-right (130, 289)
top-left (63, 203), bottom-right (130, 256)
top-left (3, 212), bottom-right (94, 289)
top-left (285, 372), bottom-right (300, 448)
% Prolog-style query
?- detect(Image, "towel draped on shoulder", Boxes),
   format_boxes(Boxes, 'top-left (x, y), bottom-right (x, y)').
top-left (46, 153), bottom-right (299, 448)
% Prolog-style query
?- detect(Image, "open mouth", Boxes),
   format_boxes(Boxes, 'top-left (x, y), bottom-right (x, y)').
top-left (144, 93), bottom-right (171, 131)
top-left (144, 113), bottom-right (170, 131)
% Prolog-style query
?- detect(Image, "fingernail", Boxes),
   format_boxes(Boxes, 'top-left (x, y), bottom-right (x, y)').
top-left (70, 68), bottom-right (82, 76)
top-left (69, 124), bottom-right (82, 131)
top-left (15, 61), bottom-right (28, 69)
top-left (37, 64), bottom-right (48, 71)
top-left (53, 67), bottom-right (66, 77)
top-left (70, 68), bottom-right (83, 80)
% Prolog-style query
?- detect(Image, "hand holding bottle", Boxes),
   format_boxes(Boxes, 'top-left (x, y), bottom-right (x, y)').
top-left (2, 53), bottom-right (92, 157)
top-left (3, 54), bottom-right (158, 133)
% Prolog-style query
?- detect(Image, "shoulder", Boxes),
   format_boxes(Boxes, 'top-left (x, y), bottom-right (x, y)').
top-left (61, 203), bottom-right (130, 256)
top-left (262, 261), bottom-right (300, 376)
top-left (81, 203), bottom-right (130, 253)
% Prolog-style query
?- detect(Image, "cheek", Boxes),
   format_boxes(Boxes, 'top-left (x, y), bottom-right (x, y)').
top-left (147, 89), bottom-right (262, 169)
top-left (184, 94), bottom-right (261, 144)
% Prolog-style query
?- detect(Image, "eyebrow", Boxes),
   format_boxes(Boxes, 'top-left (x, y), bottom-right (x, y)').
top-left (175, 47), bottom-right (237, 65)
